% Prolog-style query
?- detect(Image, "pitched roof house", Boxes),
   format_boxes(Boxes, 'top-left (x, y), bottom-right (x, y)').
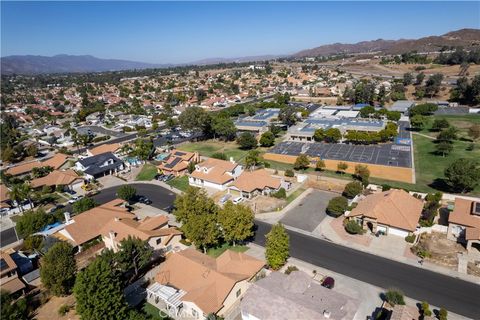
top-left (229, 169), bottom-right (283, 199)
top-left (157, 150), bottom-right (199, 177)
top-left (30, 169), bottom-right (83, 190)
top-left (6, 153), bottom-right (69, 176)
top-left (75, 152), bottom-right (124, 179)
top-left (447, 197), bottom-right (480, 251)
top-left (241, 271), bottom-right (359, 320)
top-left (189, 158), bottom-right (243, 191)
top-left (147, 248), bottom-right (264, 319)
top-left (99, 215), bottom-right (182, 253)
top-left (86, 143), bottom-right (122, 157)
top-left (348, 189), bottom-right (423, 237)
top-left (0, 250), bottom-right (26, 295)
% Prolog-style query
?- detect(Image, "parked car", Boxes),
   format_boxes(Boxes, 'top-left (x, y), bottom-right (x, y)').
top-left (232, 197), bottom-right (244, 204)
top-left (138, 196), bottom-right (152, 205)
top-left (321, 276), bottom-right (335, 289)
top-left (68, 195), bottom-right (83, 204)
top-left (164, 205), bottom-right (175, 213)
top-left (219, 194), bottom-right (231, 204)
top-left (156, 174), bottom-right (165, 181)
top-left (164, 175), bottom-right (174, 182)
top-left (65, 189), bottom-right (76, 195)
top-left (48, 204), bottom-right (65, 213)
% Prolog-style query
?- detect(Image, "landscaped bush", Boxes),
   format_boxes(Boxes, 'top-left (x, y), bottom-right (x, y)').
top-left (211, 152), bottom-right (227, 160)
top-left (284, 169), bottom-right (294, 177)
top-left (344, 220), bottom-right (363, 234)
top-left (92, 135), bottom-right (110, 143)
top-left (284, 265), bottom-right (299, 275)
top-left (326, 196), bottom-right (348, 217)
top-left (405, 234), bottom-right (416, 243)
top-left (272, 188), bottom-right (287, 199)
top-left (381, 184), bottom-right (391, 191)
top-left (385, 289), bottom-right (405, 306)
top-left (58, 304), bottom-right (71, 316)
top-left (343, 181), bottom-right (363, 199)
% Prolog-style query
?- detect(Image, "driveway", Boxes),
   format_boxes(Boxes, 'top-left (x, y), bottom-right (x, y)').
top-left (280, 190), bottom-right (337, 232)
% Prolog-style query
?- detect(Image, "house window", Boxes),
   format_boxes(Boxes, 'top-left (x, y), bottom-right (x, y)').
top-left (236, 289), bottom-right (241, 298)
top-left (156, 238), bottom-right (162, 245)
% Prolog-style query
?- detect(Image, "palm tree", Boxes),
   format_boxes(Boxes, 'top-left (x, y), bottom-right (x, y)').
top-left (20, 183), bottom-right (34, 209)
top-left (8, 184), bottom-right (26, 212)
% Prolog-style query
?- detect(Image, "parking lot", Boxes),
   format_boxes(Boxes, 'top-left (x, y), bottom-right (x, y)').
top-left (280, 190), bottom-right (337, 232)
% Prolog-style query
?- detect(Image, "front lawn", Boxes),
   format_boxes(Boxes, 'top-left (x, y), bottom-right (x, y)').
top-left (135, 164), bottom-right (158, 181)
top-left (166, 176), bottom-right (189, 192)
top-left (286, 187), bottom-right (306, 204)
top-left (207, 243), bottom-right (248, 258)
top-left (138, 302), bottom-right (171, 320)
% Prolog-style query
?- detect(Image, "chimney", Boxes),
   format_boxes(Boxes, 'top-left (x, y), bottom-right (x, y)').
top-left (64, 212), bottom-right (71, 224)
top-left (323, 310), bottom-right (331, 319)
top-left (230, 157), bottom-right (235, 164)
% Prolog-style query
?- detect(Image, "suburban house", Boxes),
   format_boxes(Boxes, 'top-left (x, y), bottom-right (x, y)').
top-left (147, 248), bottom-right (264, 319)
top-left (189, 158), bottom-right (243, 191)
top-left (75, 152), bottom-right (124, 180)
top-left (157, 150), bottom-right (199, 177)
top-left (241, 271), bottom-right (359, 320)
top-left (5, 153), bottom-right (69, 177)
top-left (347, 189), bottom-right (423, 237)
top-left (447, 197), bottom-right (480, 252)
top-left (0, 250), bottom-right (26, 295)
top-left (0, 184), bottom-right (11, 210)
top-left (228, 169), bottom-right (284, 199)
top-left (86, 142), bottom-right (122, 157)
top-left (29, 169), bottom-right (84, 192)
top-left (99, 215), bottom-right (183, 253)
top-left (54, 199), bottom-right (134, 250)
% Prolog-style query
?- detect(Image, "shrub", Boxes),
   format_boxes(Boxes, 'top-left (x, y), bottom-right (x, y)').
top-left (381, 184), bottom-right (391, 191)
top-left (343, 181), bottom-right (363, 199)
top-left (284, 169), bottom-right (294, 177)
top-left (211, 152), bottom-right (227, 160)
top-left (345, 220), bottom-right (363, 234)
top-left (284, 265), bottom-right (299, 275)
top-left (58, 304), bottom-right (71, 316)
top-left (421, 301), bottom-right (432, 317)
top-left (438, 307), bottom-right (448, 320)
top-left (326, 196), bottom-right (348, 217)
top-left (23, 235), bottom-right (44, 252)
top-left (385, 289), bottom-right (405, 306)
top-left (404, 234), bottom-right (416, 243)
top-left (272, 188), bottom-right (287, 199)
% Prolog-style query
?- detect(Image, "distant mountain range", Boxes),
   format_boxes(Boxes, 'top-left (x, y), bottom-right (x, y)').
top-left (294, 28), bottom-right (480, 57)
top-left (2, 29), bottom-right (479, 75)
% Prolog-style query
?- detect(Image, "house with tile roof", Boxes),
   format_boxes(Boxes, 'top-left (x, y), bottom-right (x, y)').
top-left (30, 169), bottom-right (84, 192)
top-left (5, 153), bottom-right (69, 177)
top-left (347, 189), bottom-right (423, 237)
top-left (100, 215), bottom-right (182, 253)
top-left (157, 149), bottom-right (199, 177)
top-left (228, 169), bottom-right (284, 199)
top-left (0, 184), bottom-right (11, 210)
top-left (0, 250), bottom-right (26, 295)
top-left (147, 248), bottom-right (264, 319)
top-left (447, 197), bottom-right (480, 252)
top-left (86, 142), bottom-right (122, 157)
top-left (189, 158), bottom-right (243, 191)
top-left (241, 271), bottom-right (359, 320)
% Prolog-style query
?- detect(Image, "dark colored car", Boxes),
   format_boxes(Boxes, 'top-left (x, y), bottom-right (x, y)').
top-left (138, 196), bottom-right (152, 205)
top-left (164, 205), bottom-right (175, 213)
top-left (321, 276), bottom-right (335, 289)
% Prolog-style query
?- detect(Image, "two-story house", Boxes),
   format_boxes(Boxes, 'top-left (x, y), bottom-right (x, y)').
top-left (75, 152), bottom-right (124, 180)
top-left (0, 250), bottom-right (26, 295)
top-left (189, 158), bottom-right (243, 191)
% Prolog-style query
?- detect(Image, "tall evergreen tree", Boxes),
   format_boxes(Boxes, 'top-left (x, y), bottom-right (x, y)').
top-left (265, 223), bottom-right (289, 270)
top-left (40, 241), bottom-right (76, 296)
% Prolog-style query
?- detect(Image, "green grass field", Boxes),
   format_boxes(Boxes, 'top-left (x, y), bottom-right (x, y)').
top-left (166, 175), bottom-right (189, 192)
top-left (135, 164), bottom-right (158, 181)
top-left (206, 243), bottom-right (248, 258)
top-left (178, 141), bottom-right (250, 162)
top-left (139, 302), bottom-right (171, 320)
top-left (419, 114), bottom-right (480, 138)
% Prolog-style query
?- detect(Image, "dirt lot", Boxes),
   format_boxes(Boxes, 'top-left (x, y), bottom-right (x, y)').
top-left (412, 232), bottom-right (466, 270)
top-left (34, 295), bottom-right (78, 320)
top-left (247, 195), bottom-right (286, 213)
top-left (467, 261), bottom-right (480, 277)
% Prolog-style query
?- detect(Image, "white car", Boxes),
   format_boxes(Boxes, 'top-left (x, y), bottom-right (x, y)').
top-left (68, 195), bottom-right (83, 204)
top-left (232, 197), bottom-right (244, 204)
top-left (219, 194), bottom-right (231, 204)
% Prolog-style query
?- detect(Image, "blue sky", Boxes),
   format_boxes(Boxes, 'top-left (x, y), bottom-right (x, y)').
top-left (1, 1), bottom-right (479, 63)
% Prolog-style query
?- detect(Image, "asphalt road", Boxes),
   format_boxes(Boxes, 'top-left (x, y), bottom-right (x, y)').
top-left (0, 226), bottom-right (19, 248)
top-left (61, 183), bottom-right (480, 317)
top-left (254, 220), bottom-right (480, 319)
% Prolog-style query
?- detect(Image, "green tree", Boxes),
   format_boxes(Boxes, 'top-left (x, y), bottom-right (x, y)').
top-left (425, 73), bottom-right (444, 98)
top-left (324, 128), bottom-right (342, 143)
top-left (313, 128), bottom-right (325, 142)
top-left (117, 185), bottom-right (137, 203)
top-left (315, 159), bottom-right (326, 171)
top-left (132, 138), bottom-right (153, 160)
top-left (245, 150), bottom-right (262, 170)
top-left (421, 301), bottom-right (432, 317)
top-left (410, 115), bottom-right (426, 130)
top-left (403, 72), bottom-right (413, 86)
top-left (337, 162), bottom-right (348, 174)
top-left (74, 256), bottom-right (128, 320)
top-left (73, 197), bottom-right (97, 214)
top-left (265, 223), bottom-right (289, 270)
top-left (212, 116), bottom-right (236, 141)
top-left (293, 154), bottom-right (310, 170)
top-left (345, 220), bottom-right (363, 234)
top-left (236, 132), bottom-right (257, 150)
top-left (435, 141), bottom-right (453, 157)
top-left (343, 181), bottom-right (363, 199)
top-left (359, 105), bottom-right (375, 118)
top-left (178, 106), bottom-right (211, 133)
top-left (444, 158), bottom-right (480, 193)
top-left (431, 119), bottom-right (450, 131)
top-left (437, 127), bottom-right (457, 143)
top-left (326, 196), bottom-right (348, 217)
top-left (468, 124), bottom-right (480, 141)
top-left (116, 236), bottom-right (153, 282)
top-left (416, 72), bottom-right (425, 85)
top-left (0, 290), bottom-right (28, 320)
top-left (218, 202), bottom-right (254, 246)
top-left (259, 131), bottom-right (275, 147)
top-left (16, 209), bottom-right (54, 238)
top-left (269, 124), bottom-right (281, 136)
top-left (26, 144), bottom-right (38, 157)
top-left (438, 308), bottom-right (448, 320)
top-left (173, 187), bottom-right (219, 253)
top-left (354, 164), bottom-right (370, 184)
top-left (385, 289), bottom-right (405, 306)
top-left (40, 241), bottom-right (76, 296)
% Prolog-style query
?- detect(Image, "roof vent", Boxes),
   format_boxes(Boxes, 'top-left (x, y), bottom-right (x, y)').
top-left (323, 310), bottom-right (331, 319)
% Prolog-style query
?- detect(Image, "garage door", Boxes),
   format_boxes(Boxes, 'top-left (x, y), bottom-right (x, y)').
top-left (388, 227), bottom-right (409, 237)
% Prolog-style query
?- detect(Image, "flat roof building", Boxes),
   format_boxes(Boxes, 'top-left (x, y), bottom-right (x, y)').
top-left (235, 108), bottom-right (280, 133)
